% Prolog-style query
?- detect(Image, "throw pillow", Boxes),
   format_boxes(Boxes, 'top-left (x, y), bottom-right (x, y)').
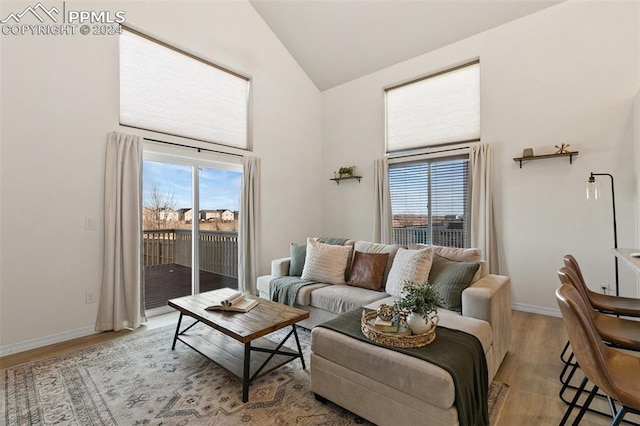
top-left (348, 251), bottom-right (389, 291)
top-left (353, 241), bottom-right (402, 286)
top-left (289, 243), bottom-right (306, 276)
top-left (301, 237), bottom-right (353, 285)
top-left (429, 254), bottom-right (480, 313)
top-left (408, 243), bottom-right (481, 262)
top-left (385, 247), bottom-right (435, 297)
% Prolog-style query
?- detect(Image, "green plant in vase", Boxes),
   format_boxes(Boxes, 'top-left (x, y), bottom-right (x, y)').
top-left (338, 166), bottom-right (355, 177)
top-left (394, 282), bottom-right (441, 334)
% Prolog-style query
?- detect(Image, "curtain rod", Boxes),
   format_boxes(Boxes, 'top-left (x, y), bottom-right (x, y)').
top-left (143, 137), bottom-right (244, 158)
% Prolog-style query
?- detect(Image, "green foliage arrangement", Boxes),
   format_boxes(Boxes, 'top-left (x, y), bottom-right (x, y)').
top-left (338, 166), bottom-right (355, 177)
top-left (394, 282), bottom-right (441, 319)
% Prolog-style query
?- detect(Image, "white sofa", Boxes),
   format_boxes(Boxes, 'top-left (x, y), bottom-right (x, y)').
top-left (256, 240), bottom-right (511, 425)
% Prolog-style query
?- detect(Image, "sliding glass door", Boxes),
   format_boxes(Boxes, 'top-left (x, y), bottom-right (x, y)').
top-left (142, 152), bottom-right (242, 312)
top-left (196, 166), bottom-right (241, 294)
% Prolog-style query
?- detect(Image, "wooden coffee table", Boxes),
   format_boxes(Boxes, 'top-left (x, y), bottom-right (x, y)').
top-left (168, 289), bottom-right (309, 402)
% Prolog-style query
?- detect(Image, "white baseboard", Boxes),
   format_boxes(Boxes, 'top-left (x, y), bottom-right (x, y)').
top-left (0, 326), bottom-right (99, 357)
top-left (511, 302), bottom-right (561, 318)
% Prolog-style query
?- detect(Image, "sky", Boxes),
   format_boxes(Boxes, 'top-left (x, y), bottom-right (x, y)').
top-left (143, 160), bottom-right (242, 211)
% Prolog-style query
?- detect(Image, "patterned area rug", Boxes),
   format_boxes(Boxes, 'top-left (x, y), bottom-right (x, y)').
top-left (2, 323), bottom-right (509, 425)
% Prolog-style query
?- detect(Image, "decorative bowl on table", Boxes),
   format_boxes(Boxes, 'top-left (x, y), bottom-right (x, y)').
top-left (361, 310), bottom-right (437, 349)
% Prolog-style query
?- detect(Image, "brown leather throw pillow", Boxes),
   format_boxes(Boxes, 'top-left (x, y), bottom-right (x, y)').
top-left (348, 251), bottom-right (389, 291)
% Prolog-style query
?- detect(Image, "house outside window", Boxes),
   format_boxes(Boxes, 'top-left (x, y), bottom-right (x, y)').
top-left (385, 62), bottom-right (479, 248)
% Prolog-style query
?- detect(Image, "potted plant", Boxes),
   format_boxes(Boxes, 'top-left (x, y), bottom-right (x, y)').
top-left (394, 282), bottom-right (441, 334)
top-left (338, 166), bottom-right (355, 178)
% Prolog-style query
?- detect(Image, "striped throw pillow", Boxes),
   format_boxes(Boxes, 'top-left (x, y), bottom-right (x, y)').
top-left (429, 254), bottom-right (480, 313)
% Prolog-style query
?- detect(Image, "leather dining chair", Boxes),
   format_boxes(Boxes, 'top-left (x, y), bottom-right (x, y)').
top-left (563, 255), bottom-right (640, 317)
top-left (558, 267), bottom-right (640, 351)
top-left (557, 258), bottom-right (640, 417)
top-left (556, 284), bottom-right (640, 426)
top-left (559, 254), bottom-right (640, 369)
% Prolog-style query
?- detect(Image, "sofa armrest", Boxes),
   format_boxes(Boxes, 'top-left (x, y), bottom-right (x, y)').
top-left (271, 257), bottom-right (291, 277)
top-left (461, 274), bottom-right (511, 367)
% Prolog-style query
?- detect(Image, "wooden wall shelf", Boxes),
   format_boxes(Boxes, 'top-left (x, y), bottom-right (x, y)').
top-left (513, 151), bottom-right (578, 168)
top-left (330, 175), bottom-right (362, 185)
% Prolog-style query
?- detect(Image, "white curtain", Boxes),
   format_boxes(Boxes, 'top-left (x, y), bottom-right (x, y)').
top-left (238, 156), bottom-right (261, 294)
top-left (373, 158), bottom-right (393, 244)
top-left (95, 132), bottom-right (145, 331)
top-left (469, 144), bottom-right (499, 274)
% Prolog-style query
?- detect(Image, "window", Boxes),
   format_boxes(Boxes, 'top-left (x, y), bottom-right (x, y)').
top-left (389, 156), bottom-right (469, 248)
top-left (120, 27), bottom-right (250, 150)
top-left (385, 62), bottom-right (480, 153)
top-left (385, 62), bottom-right (478, 248)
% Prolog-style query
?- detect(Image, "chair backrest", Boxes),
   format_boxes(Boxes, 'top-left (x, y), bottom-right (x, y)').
top-left (555, 284), bottom-right (618, 398)
top-left (557, 266), bottom-right (595, 319)
top-left (563, 254), bottom-right (590, 292)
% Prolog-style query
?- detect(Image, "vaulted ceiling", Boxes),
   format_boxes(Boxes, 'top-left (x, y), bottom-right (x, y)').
top-left (250, 0), bottom-right (563, 91)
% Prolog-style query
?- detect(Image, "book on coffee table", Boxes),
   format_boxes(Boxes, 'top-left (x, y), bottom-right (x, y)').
top-left (205, 291), bottom-right (259, 313)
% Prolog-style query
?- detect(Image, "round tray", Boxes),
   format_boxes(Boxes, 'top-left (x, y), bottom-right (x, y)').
top-left (361, 310), bottom-right (437, 348)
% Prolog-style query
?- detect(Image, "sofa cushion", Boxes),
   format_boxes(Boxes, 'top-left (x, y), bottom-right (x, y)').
top-left (385, 247), bottom-right (435, 297)
top-left (429, 254), bottom-right (480, 313)
top-left (353, 241), bottom-right (402, 285)
top-left (348, 251), bottom-right (389, 291)
top-left (409, 244), bottom-right (481, 263)
top-left (256, 275), bottom-right (330, 306)
top-left (310, 285), bottom-right (387, 314)
top-left (289, 243), bottom-right (306, 276)
top-left (302, 238), bottom-right (352, 285)
top-left (293, 283), bottom-right (330, 306)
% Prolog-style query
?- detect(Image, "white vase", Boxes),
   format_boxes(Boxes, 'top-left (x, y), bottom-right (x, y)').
top-left (406, 312), bottom-right (431, 335)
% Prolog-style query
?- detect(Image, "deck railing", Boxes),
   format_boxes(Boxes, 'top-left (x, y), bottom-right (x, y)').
top-left (392, 227), bottom-right (466, 248)
top-left (143, 229), bottom-right (238, 278)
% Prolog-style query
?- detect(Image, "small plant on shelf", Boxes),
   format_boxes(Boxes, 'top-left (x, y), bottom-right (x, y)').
top-left (338, 166), bottom-right (355, 178)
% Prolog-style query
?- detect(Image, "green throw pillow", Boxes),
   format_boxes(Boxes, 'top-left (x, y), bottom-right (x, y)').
top-left (429, 253), bottom-right (480, 313)
top-left (289, 243), bottom-right (307, 276)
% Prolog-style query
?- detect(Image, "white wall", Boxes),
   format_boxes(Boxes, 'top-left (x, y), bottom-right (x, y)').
top-left (636, 4), bottom-right (640, 287)
top-left (321, 1), bottom-right (639, 315)
top-left (0, 0), bottom-right (322, 352)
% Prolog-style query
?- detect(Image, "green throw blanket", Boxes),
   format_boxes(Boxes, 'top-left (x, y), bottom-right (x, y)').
top-left (269, 276), bottom-right (315, 306)
top-left (317, 308), bottom-right (489, 426)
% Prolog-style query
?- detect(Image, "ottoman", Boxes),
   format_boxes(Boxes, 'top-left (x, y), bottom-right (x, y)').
top-left (310, 310), bottom-right (494, 426)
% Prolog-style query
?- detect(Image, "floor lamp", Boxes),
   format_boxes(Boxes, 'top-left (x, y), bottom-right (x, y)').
top-left (585, 172), bottom-right (619, 296)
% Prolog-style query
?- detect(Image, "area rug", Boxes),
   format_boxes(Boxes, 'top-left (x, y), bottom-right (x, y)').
top-left (2, 323), bottom-right (509, 425)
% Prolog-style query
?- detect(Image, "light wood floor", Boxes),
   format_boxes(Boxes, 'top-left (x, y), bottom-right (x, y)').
top-left (1, 310), bottom-right (637, 425)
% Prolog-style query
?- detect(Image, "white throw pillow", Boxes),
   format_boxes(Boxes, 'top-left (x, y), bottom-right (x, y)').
top-left (385, 247), bottom-right (435, 297)
top-left (301, 238), bottom-right (352, 285)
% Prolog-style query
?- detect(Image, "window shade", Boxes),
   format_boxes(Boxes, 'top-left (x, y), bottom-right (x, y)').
top-left (120, 28), bottom-right (250, 150)
top-left (389, 158), bottom-right (469, 248)
top-left (386, 62), bottom-right (479, 153)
